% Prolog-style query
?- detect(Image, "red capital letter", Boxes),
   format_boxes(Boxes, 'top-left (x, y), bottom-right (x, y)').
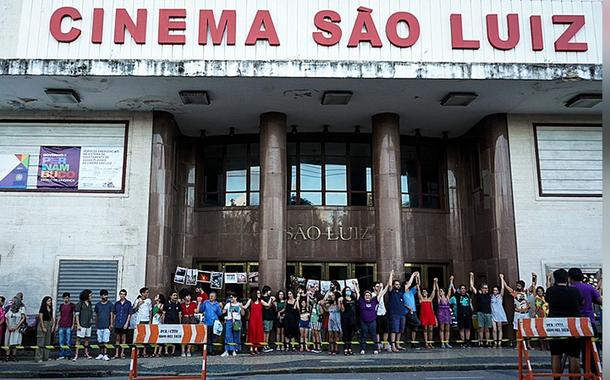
top-left (552, 15), bottom-right (588, 52)
top-left (450, 14), bottom-right (480, 49)
top-left (312, 10), bottom-right (342, 46)
top-left (486, 14), bottom-right (520, 50)
top-left (50, 7), bottom-right (82, 43)
top-left (386, 12), bottom-right (420, 48)
top-left (159, 9), bottom-right (186, 45)
top-left (199, 10), bottom-right (236, 45)
top-left (530, 16), bottom-right (543, 51)
top-left (92, 8), bottom-right (104, 44)
top-left (245, 10), bottom-right (280, 46)
top-left (114, 8), bottom-right (148, 44)
top-left (348, 6), bottom-right (382, 47)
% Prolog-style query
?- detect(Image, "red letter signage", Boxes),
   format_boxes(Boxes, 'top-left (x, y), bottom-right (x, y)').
top-left (114, 8), bottom-right (148, 44)
top-left (91, 8), bottom-right (104, 44)
top-left (450, 14), bottom-right (480, 49)
top-left (199, 10), bottom-right (236, 46)
top-left (158, 9), bottom-right (187, 45)
top-left (486, 14), bottom-right (520, 50)
top-left (50, 7), bottom-right (82, 43)
top-left (386, 12), bottom-right (420, 48)
top-left (530, 16), bottom-right (544, 51)
top-left (553, 15), bottom-right (588, 52)
top-left (348, 7), bottom-right (382, 47)
top-left (312, 10), bottom-right (342, 47)
top-left (245, 10), bottom-right (280, 46)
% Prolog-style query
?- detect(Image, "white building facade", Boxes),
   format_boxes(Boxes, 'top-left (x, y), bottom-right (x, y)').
top-left (0, 0), bottom-right (602, 305)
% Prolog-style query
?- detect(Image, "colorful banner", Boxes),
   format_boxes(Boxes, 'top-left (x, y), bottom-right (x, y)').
top-left (37, 146), bottom-right (80, 188)
top-left (78, 147), bottom-right (124, 190)
top-left (0, 154), bottom-right (29, 189)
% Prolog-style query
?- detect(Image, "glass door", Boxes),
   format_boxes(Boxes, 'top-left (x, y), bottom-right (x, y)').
top-left (301, 263), bottom-right (323, 280)
top-left (327, 263), bottom-right (349, 282)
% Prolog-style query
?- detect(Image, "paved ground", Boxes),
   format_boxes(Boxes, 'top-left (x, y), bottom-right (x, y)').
top-left (1, 347), bottom-right (550, 378)
top-left (4, 370), bottom-right (524, 380)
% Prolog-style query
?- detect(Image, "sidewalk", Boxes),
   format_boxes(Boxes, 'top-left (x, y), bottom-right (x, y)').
top-left (1, 347), bottom-right (551, 378)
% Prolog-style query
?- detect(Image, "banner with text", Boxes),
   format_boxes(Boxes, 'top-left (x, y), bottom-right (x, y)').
top-left (37, 146), bottom-right (81, 189)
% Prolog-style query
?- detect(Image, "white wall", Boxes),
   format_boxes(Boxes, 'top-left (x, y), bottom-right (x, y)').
top-left (0, 112), bottom-right (152, 309)
top-left (507, 114), bottom-right (602, 284)
top-left (0, 0), bottom-right (21, 58)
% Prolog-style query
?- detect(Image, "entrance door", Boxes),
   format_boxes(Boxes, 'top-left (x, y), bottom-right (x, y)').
top-left (328, 264), bottom-right (349, 282)
top-left (301, 264), bottom-right (323, 280)
top-left (404, 263), bottom-right (448, 290)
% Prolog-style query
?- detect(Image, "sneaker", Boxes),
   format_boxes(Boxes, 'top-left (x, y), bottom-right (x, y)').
top-left (72, 357), bottom-right (77, 361)
top-left (187, 352), bottom-right (192, 357)
top-left (220, 351), bottom-right (229, 357)
top-left (312, 349), bottom-right (321, 354)
top-left (56, 356), bottom-right (65, 360)
top-left (103, 355), bottom-right (110, 361)
top-left (95, 354), bottom-right (104, 360)
top-left (373, 350), bottom-right (379, 355)
top-left (263, 347), bottom-right (273, 353)
top-left (360, 350), bottom-right (365, 355)
top-left (181, 353), bottom-right (186, 357)
top-left (232, 351), bottom-right (237, 356)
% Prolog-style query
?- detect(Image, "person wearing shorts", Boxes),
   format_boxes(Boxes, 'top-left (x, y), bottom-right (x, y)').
top-left (470, 273), bottom-right (493, 347)
top-left (74, 289), bottom-right (94, 360)
top-left (112, 289), bottom-right (132, 359)
top-left (94, 289), bottom-right (113, 360)
top-left (546, 269), bottom-right (583, 377)
top-left (454, 285), bottom-right (473, 347)
top-left (261, 286), bottom-right (276, 353)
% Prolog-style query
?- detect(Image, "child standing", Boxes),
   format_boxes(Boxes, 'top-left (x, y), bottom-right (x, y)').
top-left (418, 279), bottom-right (438, 349)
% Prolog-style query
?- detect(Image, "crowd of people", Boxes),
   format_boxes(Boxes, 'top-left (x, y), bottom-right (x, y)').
top-left (0, 267), bottom-right (602, 363)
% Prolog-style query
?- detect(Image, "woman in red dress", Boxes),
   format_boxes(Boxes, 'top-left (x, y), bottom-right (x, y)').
top-left (244, 289), bottom-right (272, 355)
top-left (418, 278), bottom-right (438, 349)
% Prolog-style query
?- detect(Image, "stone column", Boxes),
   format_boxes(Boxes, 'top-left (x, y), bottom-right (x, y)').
top-left (258, 112), bottom-right (287, 291)
top-left (372, 113), bottom-right (405, 282)
top-left (146, 112), bottom-right (178, 296)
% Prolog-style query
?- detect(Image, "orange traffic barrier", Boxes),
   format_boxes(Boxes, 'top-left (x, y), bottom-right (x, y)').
top-left (129, 324), bottom-right (208, 380)
top-left (517, 317), bottom-right (602, 380)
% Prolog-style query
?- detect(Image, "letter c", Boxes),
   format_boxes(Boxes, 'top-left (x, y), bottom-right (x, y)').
top-left (50, 7), bottom-right (82, 42)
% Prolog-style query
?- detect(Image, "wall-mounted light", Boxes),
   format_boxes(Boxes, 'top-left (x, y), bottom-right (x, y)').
top-left (45, 89), bottom-right (80, 104)
top-left (440, 92), bottom-right (478, 106)
top-left (565, 93), bottom-right (602, 108)
top-left (179, 90), bottom-right (210, 105)
top-left (291, 125), bottom-right (298, 134)
top-left (321, 91), bottom-right (352, 105)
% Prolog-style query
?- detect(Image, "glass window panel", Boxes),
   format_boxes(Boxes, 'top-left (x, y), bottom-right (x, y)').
top-left (325, 142), bottom-right (346, 156)
top-left (325, 158), bottom-right (347, 191)
top-left (287, 142), bottom-right (297, 156)
top-left (203, 145), bottom-right (224, 159)
top-left (300, 157), bottom-right (322, 190)
top-left (289, 158), bottom-right (297, 191)
top-left (203, 158), bottom-right (222, 193)
top-left (423, 195), bottom-right (441, 209)
top-left (350, 192), bottom-right (367, 206)
top-left (401, 145), bottom-right (418, 162)
top-left (401, 161), bottom-right (418, 194)
top-left (203, 193), bottom-right (219, 207)
top-left (250, 166), bottom-right (260, 191)
top-left (366, 167), bottom-right (372, 192)
top-left (226, 169), bottom-right (247, 192)
top-left (225, 193), bottom-right (247, 206)
top-left (326, 192), bottom-right (347, 206)
top-left (350, 143), bottom-right (371, 157)
top-left (402, 193), bottom-right (417, 208)
top-left (300, 192), bottom-right (322, 205)
top-left (250, 192), bottom-right (260, 206)
top-left (328, 265), bottom-right (348, 282)
top-left (300, 143), bottom-right (322, 156)
top-left (250, 143), bottom-right (260, 164)
top-left (349, 156), bottom-right (368, 192)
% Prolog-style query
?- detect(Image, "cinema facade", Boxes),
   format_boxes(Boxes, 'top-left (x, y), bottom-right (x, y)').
top-left (0, 0), bottom-right (602, 302)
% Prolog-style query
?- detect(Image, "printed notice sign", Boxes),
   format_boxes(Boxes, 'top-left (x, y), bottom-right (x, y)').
top-left (78, 147), bottom-right (124, 190)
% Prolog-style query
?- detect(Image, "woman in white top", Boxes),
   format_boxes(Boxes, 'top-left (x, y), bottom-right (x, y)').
top-left (221, 292), bottom-right (244, 357)
top-left (5, 297), bottom-right (26, 361)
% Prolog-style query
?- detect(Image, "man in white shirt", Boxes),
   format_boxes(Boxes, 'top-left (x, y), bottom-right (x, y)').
top-left (132, 287), bottom-right (152, 356)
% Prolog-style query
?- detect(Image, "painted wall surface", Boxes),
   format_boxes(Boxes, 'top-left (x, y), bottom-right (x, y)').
top-left (507, 114), bottom-right (602, 283)
top-left (4, 0), bottom-right (601, 65)
top-left (0, 112), bottom-right (153, 308)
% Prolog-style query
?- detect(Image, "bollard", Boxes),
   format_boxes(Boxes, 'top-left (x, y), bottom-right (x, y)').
top-left (200, 343), bottom-right (208, 380)
top-left (128, 347), bottom-right (138, 380)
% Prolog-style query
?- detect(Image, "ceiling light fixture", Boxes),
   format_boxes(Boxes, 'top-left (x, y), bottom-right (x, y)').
top-left (321, 91), bottom-right (353, 105)
top-left (565, 93), bottom-right (602, 108)
top-left (440, 92), bottom-right (478, 106)
top-left (179, 90), bottom-right (210, 105)
top-left (44, 89), bottom-right (80, 104)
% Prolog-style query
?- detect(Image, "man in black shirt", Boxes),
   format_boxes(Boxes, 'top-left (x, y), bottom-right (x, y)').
top-left (470, 272), bottom-right (492, 347)
top-left (545, 269), bottom-right (584, 380)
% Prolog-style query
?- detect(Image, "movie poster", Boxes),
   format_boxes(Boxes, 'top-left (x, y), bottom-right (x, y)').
top-left (37, 146), bottom-right (80, 189)
top-left (0, 154), bottom-right (29, 189)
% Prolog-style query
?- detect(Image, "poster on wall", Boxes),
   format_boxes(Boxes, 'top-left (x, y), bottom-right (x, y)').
top-left (78, 147), bottom-right (124, 190)
top-left (174, 267), bottom-right (187, 284)
top-left (210, 272), bottom-right (224, 289)
top-left (185, 269), bottom-right (198, 285)
top-left (197, 271), bottom-right (211, 283)
top-left (37, 146), bottom-right (80, 189)
top-left (236, 273), bottom-right (247, 284)
top-left (225, 273), bottom-right (238, 284)
top-left (0, 154), bottom-right (29, 189)
top-left (248, 272), bottom-right (259, 287)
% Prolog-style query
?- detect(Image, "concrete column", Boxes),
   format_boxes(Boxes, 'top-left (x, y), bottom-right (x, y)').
top-left (372, 113), bottom-right (405, 282)
top-left (258, 112), bottom-right (287, 291)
